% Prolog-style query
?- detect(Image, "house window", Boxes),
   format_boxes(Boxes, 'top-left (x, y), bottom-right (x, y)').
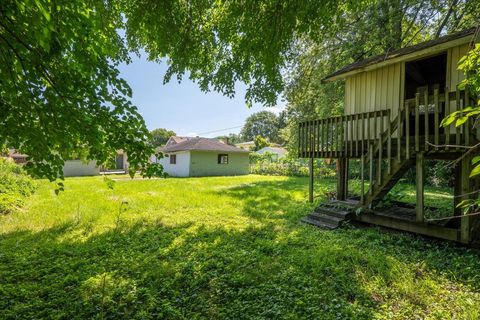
top-left (170, 154), bottom-right (177, 164)
top-left (218, 154), bottom-right (228, 164)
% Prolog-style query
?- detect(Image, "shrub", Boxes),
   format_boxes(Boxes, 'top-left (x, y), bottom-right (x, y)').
top-left (250, 157), bottom-right (336, 178)
top-left (0, 158), bottom-right (36, 214)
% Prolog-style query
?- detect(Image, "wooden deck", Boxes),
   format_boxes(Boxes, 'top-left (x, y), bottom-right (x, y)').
top-left (310, 199), bottom-right (463, 242)
top-left (299, 88), bottom-right (479, 243)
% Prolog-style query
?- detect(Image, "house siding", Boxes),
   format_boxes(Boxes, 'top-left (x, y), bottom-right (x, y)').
top-left (159, 151), bottom-right (191, 177)
top-left (189, 151), bottom-right (249, 177)
top-left (63, 160), bottom-right (99, 177)
top-left (344, 42), bottom-right (471, 138)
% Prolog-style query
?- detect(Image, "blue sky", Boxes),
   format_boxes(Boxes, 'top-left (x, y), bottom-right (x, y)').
top-left (118, 54), bottom-right (284, 138)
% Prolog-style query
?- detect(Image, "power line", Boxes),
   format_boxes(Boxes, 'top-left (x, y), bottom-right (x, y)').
top-left (196, 125), bottom-right (243, 135)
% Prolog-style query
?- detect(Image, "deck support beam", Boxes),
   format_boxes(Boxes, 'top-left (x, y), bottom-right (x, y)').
top-left (460, 155), bottom-right (473, 243)
top-left (309, 157), bottom-right (314, 203)
top-left (416, 152), bottom-right (425, 222)
top-left (337, 158), bottom-right (348, 200)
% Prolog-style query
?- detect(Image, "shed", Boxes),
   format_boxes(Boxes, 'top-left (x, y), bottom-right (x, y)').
top-left (158, 137), bottom-right (250, 177)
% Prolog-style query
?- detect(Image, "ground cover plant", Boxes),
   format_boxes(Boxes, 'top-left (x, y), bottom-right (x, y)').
top-left (0, 175), bottom-right (479, 319)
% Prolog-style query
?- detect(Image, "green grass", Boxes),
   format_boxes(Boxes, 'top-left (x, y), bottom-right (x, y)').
top-left (0, 175), bottom-right (479, 319)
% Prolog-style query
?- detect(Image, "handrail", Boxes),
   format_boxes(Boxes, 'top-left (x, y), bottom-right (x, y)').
top-left (298, 109), bottom-right (390, 158)
top-left (360, 87), bottom-right (476, 205)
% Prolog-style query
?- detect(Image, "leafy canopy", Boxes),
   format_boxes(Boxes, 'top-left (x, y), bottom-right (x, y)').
top-left (241, 111), bottom-right (283, 143)
top-left (253, 135), bottom-right (270, 152)
top-left (149, 128), bottom-right (176, 148)
top-left (1, 0), bottom-right (347, 179)
top-left (0, 0), bottom-right (164, 180)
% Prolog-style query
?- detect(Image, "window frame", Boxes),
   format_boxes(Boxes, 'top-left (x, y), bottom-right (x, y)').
top-left (217, 154), bottom-right (229, 164)
top-left (170, 154), bottom-right (177, 165)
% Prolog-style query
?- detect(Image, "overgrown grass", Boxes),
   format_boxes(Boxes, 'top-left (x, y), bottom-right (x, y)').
top-left (0, 175), bottom-right (479, 319)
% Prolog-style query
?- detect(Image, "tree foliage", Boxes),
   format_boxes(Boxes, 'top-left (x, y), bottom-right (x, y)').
top-left (149, 128), bottom-right (176, 148)
top-left (253, 135), bottom-right (270, 152)
top-left (240, 111), bottom-right (282, 143)
top-left (122, 0), bottom-right (346, 107)
top-left (215, 133), bottom-right (242, 145)
top-left (442, 42), bottom-right (480, 178)
top-left (0, 0), bottom-right (163, 180)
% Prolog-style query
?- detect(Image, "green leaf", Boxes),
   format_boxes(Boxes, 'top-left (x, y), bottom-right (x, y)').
top-left (470, 163), bottom-right (480, 178)
top-left (455, 116), bottom-right (468, 126)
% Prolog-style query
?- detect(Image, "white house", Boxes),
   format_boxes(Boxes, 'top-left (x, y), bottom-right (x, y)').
top-left (157, 136), bottom-right (250, 177)
top-left (256, 146), bottom-right (288, 160)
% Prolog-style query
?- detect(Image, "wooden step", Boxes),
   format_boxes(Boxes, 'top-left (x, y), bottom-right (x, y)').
top-left (309, 212), bottom-right (344, 226)
top-left (315, 207), bottom-right (351, 219)
top-left (302, 216), bottom-right (339, 229)
top-left (302, 203), bottom-right (354, 230)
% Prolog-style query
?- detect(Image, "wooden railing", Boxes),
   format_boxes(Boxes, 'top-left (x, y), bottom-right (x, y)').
top-left (299, 88), bottom-right (477, 160)
top-left (298, 110), bottom-right (391, 158)
top-left (360, 88), bottom-right (476, 204)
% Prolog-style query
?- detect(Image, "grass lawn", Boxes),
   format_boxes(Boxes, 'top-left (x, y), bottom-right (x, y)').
top-left (1, 175), bottom-right (479, 319)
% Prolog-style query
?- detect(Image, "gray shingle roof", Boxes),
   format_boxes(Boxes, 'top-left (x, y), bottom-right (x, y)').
top-left (160, 137), bottom-right (250, 153)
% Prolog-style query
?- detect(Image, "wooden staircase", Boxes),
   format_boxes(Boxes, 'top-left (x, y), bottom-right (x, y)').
top-left (362, 157), bottom-right (414, 207)
top-left (357, 102), bottom-right (408, 208)
top-left (302, 201), bottom-right (355, 229)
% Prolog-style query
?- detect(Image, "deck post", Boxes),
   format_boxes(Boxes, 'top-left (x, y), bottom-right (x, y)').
top-left (336, 158), bottom-right (348, 200)
top-left (309, 157), bottom-right (314, 203)
top-left (415, 152), bottom-right (425, 222)
top-left (460, 155), bottom-right (473, 243)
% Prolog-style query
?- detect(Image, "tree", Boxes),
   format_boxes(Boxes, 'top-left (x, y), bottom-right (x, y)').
top-left (241, 111), bottom-right (282, 143)
top-left (215, 133), bottom-right (242, 145)
top-left (0, 0), bottom-right (164, 180)
top-left (1, 0), bottom-right (349, 179)
top-left (253, 135), bottom-right (269, 151)
top-left (150, 128), bottom-right (176, 148)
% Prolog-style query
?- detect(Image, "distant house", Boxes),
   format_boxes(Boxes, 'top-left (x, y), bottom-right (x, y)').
top-left (165, 136), bottom-right (194, 147)
top-left (7, 149), bottom-right (28, 164)
top-left (158, 137), bottom-right (249, 177)
top-left (63, 160), bottom-right (100, 177)
top-left (256, 147), bottom-right (288, 160)
top-left (235, 141), bottom-right (255, 150)
top-left (100, 150), bottom-right (129, 173)
top-left (6, 149), bottom-right (127, 177)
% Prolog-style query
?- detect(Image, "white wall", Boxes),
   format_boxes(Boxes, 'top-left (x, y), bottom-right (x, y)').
top-left (63, 160), bottom-right (100, 177)
top-left (158, 151), bottom-right (191, 177)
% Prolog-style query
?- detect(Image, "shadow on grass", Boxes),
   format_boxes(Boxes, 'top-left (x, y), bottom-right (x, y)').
top-left (211, 177), bottom-right (337, 223)
top-left (1, 177), bottom-right (479, 319)
top-left (0, 219), bottom-right (380, 319)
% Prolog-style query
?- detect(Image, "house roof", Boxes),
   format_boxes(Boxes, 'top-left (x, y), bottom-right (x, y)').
top-left (170, 136), bottom-right (193, 144)
top-left (161, 137), bottom-right (250, 153)
top-left (257, 147), bottom-right (287, 154)
top-left (8, 149), bottom-right (27, 158)
top-left (323, 27), bottom-right (476, 82)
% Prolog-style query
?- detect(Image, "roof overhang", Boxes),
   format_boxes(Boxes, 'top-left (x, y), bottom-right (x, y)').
top-left (322, 28), bottom-right (476, 83)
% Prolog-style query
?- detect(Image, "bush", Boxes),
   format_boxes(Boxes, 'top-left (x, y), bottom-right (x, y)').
top-left (0, 158), bottom-right (36, 214)
top-left (250, 157), bottom-right (336, 178)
